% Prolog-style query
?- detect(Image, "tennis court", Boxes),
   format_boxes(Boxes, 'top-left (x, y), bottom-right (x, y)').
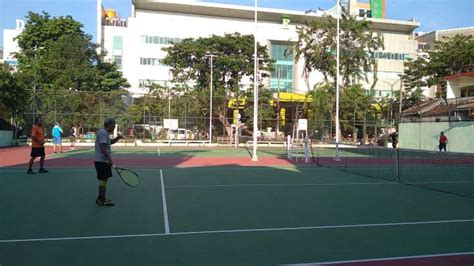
top-left (0, 146), bottom-right (473, 265)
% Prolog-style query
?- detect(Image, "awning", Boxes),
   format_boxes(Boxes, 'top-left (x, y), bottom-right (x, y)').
top-left (273, 92), bottom-right (312, 103)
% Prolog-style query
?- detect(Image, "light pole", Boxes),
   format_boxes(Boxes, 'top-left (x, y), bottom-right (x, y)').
top-left (398, 76), bottom-right (404, 124)
top-left (168, 89), bottom-right (171, 119)
top-left (381, 79), bottom-right (401, 124)
top-left (252, 0), bottom-right (259, 161)
top-left (205, 52), bottom-right (217, 144)
top-left (276, 66), bottom-right (281, 134)
top-left (31, 46), bottom-right (45, 124)
top-left (335, 0), bottom-right (341, 161)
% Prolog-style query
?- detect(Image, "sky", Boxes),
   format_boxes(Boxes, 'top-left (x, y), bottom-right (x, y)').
top-left (1, 0), bottom-right (473, 47)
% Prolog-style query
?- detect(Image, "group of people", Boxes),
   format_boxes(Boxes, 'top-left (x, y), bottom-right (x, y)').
top-left (50, 123), bottom-right (79, 152)
top-left (27, 117), bottom-right (122, 207)
top-left (390, 130), bottom-right (448, 151)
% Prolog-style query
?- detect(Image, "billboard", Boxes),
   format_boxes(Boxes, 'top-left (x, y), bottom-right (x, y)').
top-left (370, 0), bottom-right (385, 19)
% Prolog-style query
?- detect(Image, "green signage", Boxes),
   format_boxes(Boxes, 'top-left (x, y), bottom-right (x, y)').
top-left (370, 0), bottom-right (383, 18)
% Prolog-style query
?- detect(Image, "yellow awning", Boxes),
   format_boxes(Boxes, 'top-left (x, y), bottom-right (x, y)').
top-left (227, 92), bottom-right (312, 109)
top-left (273, 92), bottom-right (312, 103)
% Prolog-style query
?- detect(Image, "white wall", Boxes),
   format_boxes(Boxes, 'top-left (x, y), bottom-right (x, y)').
top-left (0, 131), bottom-right (13, 147)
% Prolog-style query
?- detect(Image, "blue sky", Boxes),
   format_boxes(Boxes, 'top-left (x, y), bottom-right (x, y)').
top-left (1, 0), bottom-right (473, 47)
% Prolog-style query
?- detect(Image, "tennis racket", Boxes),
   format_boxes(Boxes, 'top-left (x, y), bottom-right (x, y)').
top-left (113, 165), bottom-right (140, 187)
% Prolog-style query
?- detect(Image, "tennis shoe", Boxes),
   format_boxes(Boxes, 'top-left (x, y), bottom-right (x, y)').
top-left (27, 169), bottom-right (35, 175)
top-left (39, 168), bottom-right (49, 173)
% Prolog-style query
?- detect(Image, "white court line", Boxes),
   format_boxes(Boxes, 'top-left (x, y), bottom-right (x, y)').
top-left (160, 169), bottom-right (170, 234)
top-left (157, 147), bottom-right (161, 157)
top-left (0, 219), bottom-right (473, 244)
top-left (285, 251), bottom-right (474, 265)
top-left (409, 181), bottom-right (474, 184)
top-left (287, 251), bottom-right (474, 266)
top-left (0, 169), bottom-right (97, 173)
top-left (165, 182), bottom-right (395, 189)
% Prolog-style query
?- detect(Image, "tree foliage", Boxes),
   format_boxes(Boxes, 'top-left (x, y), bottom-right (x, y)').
top-left (0, 63), bottom-right (31, 142)
top-left (295, 13), bottom-right (384, 88)
top-left (162, 33), bottom-right (273, 92)
top-left (0, 63), bottom-right (30, 121)
top-left (15, 11), bottom-right (129, 92)
top-left (161, 33), bottom-right (275, 134)
top-left (11, 11), bottom-right (129, 133)
top-left (305, 83), bottom-right (376, 139)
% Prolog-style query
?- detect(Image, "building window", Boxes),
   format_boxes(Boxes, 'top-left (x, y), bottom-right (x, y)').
top-left (113, 36), bottom-right (122, 50)
top-left (140, 35), bottom-right (182, 45)
top-left (139, 57), bottom-right (165, 67)
top-left (113, 55), bottom-right (122, 70)
top-left (461, 86), bottom-right (474, 97)
top-left (139, 79), bottom-right (169, 88)
top-left (372, 51), bottom-right (409, 61)
top-left (271, 44), bottom-right (293, 92)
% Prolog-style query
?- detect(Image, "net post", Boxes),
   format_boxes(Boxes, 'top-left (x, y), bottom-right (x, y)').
top-left (287, 135), bottom-right (292, 160)
top-left (395, 148), bottom-right (400, 183)
top-left (334, 142), bottom-right (342, 162)
top-left (304, 136), bottom-right (309, 164)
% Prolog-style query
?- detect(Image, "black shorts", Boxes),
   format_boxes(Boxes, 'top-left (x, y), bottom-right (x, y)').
top-left (95, 161), bottom-right (112, 180)
top-left (30, 147), bottom-right (45, 158)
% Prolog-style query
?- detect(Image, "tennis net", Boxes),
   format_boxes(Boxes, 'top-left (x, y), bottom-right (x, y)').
top-left (311, 144), bottom-right (474, 199)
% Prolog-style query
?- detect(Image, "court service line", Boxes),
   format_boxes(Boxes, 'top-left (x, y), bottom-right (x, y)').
top-left (1, 219), bottom-right (473, 244)
top-left (165, 182), bottom-right (396, 189)
top-left (160, 169), bottom-right (170, 234)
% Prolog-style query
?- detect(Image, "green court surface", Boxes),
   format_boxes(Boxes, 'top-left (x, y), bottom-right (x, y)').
top-left (0, 164), bottom-right (473, 265)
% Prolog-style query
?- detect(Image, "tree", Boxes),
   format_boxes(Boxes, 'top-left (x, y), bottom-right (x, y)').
top-left (243, 87), bottom-right (275, 136)
top-left (403, 34), bottom-right (474, 98)
top-left (161, 33), bottom-right (275, 136)
top-left (14, 12), bottom-right (129, 132)
top-left (295, 11), bottom-right (383, 140)
top-left (305, 83), bottom-right (375, 140)
top-left (0, 63), bottom-right (30, 144)
top-left (304, 83), bottom-right (333, 140)
top-left (340, 84), bottom-right (374, 136)
top-left (295, 12), bottom-right (384, 88)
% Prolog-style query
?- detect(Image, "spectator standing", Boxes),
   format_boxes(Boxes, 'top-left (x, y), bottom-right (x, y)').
top-left (52, 122), bottom-right (63, 153)
top-left (439, 131), bottom-right (448, 152)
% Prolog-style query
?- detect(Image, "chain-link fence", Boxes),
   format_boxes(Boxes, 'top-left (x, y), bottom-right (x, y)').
top-left (12, 89), bottom-right (397, 145)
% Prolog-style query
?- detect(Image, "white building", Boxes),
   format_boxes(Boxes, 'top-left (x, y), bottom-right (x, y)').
top-left (99, 0), bottom-right (420, 98)
top-left (446, 72), bottom-right (474, 99)
top-left (416, 27), bottom-right (474, 98)
top-left (2, 19), bottom-right (24, 66)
